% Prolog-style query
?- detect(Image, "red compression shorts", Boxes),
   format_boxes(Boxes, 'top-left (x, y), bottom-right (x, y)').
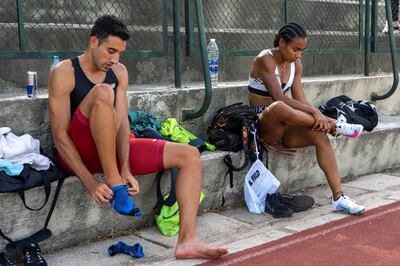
top-left (57, 107), bottom-right (166, 175)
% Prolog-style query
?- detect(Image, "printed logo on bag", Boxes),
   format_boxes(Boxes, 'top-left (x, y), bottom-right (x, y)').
top-left (248, 170), bottom-right (260, 186)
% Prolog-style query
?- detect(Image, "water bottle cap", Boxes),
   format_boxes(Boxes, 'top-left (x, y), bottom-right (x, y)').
top-left (210, 38), bottom-right (216, 42)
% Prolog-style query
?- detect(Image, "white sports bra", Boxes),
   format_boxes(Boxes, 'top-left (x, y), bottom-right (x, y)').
top-left (248, 49), bottom-right (295, 96)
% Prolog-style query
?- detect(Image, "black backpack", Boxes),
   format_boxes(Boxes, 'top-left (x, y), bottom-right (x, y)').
top-left (208, 103), bottom-right (261, 205)
top-left (207, 103), bottom-right (259, 152)
top-left (319, 95), bottom-right (378, 132)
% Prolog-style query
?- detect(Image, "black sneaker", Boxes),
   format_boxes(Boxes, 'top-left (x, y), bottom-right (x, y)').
top-left (0, 252), bottom-right (16, 266)
top-left (265, 193), bottom-right (294, 218)
top-left (23, 243), bottom-right (47, 266)
top-left (279, 194), bottom-right (315, 212)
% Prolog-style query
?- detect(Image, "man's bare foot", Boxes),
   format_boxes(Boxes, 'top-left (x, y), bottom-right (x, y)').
top-left (174, 239), bottom-right (228, 260)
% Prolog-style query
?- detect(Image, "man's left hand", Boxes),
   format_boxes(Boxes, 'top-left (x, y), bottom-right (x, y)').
top-left (122, 172), bottom-right (140, 196)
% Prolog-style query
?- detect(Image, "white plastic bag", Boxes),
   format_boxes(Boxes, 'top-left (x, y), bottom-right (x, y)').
top-left (244, 129), bottom-right (280, 214)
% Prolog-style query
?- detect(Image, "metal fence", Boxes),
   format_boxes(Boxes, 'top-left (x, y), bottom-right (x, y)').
top-left (1, 0), bottom-right (398, 58)
top-left (372, 0), bottom-right (400, 52)
top-left (187, 0), bottom-right (364, 56)
top-left (0, 0), bottom-right (168, 59)
top-left (0, 0), bottom-right (398, 114)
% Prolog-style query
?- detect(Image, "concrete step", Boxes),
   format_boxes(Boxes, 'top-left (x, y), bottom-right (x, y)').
top-left (201, 0), bottom-right (360, 32)
top-left (0, 74), bottom-right (398, 155)
top-left (1, 0), bottom-right (365, 52)
top-left (0, 25), bottom-right (164, 52)
top-left (1, 74), bottom-right (400, 253)
top-left (0, 0), bottom-right (164, 25)
top-left (1, 115), bottom-right (399, 253)
top-left (189, 31), bottom-right (360, 54)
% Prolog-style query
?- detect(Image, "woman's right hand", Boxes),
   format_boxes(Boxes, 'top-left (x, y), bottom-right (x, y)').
top-left (311, 109), bottom-right (331, 133)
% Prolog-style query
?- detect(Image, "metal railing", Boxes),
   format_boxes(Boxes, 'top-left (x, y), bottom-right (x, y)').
top-left (182, 0), bottom-right (213, 120)
top-left (370, 0), bottom-right (399, 101)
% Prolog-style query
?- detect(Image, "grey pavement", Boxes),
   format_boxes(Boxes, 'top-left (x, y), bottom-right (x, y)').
top-left (37, 169), bottom-right (400, 266)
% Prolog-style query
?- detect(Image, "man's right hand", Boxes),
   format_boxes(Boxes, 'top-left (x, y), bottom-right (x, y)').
top-left (88, 181), bottom-right (114, 205)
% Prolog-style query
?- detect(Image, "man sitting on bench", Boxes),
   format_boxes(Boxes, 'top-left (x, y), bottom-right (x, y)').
top-left (48, 14), bottom-right (227, 260)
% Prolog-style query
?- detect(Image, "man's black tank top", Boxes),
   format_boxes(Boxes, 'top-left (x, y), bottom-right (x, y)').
top-left (70, 57), bottom-right (119, 117)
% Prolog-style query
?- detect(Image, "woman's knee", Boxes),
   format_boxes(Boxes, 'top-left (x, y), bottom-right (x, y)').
top-left (312, 131), bottom-right (331, 146)
top-left (268, 101), bottom-right (293, 120)
top-left (92, 84), bottom-right (115, 107)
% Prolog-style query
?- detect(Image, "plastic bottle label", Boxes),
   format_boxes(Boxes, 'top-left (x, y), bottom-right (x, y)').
top-left (208, 59), bottom-right (219, 74)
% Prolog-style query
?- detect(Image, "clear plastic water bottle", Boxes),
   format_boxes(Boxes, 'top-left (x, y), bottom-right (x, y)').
top-left (207, 38), bottom-right (219, 88)
top-left (50, 55), bottom-right (60, 71)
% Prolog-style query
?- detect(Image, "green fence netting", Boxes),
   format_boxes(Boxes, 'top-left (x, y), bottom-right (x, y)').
top-left (1, 1), bottom-right (396, 58)
top-left (188, 0), bottom-right (363, 56)
top-left (0, 0), bottom-right (168, 58)
top-left (373, 0), bottom-right (400, 52)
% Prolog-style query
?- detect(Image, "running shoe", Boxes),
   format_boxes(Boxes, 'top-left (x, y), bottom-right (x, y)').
top-left (0, 252), bottom-right (16, 266)
top-left (279, 194), bottom-right (315, 212)
top-left (332, 195), bottom-right (366, 215)
top-left (335, 122), bottom-right (363, 138)
top-left (265, 193), bottom-right (294, 218)
top-left (382, 20), bottom-right (399, 34)
top-left (23, 243), bottom-right (47, 266)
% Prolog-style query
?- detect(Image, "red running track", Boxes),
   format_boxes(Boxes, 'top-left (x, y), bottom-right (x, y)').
top-left (201, 201), bottom-right (400, 266)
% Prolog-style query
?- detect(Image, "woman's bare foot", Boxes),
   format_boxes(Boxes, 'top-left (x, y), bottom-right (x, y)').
top-left (174, 239), bottom-right (228, 260)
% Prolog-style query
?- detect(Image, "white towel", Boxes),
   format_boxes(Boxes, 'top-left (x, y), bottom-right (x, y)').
top-left (0, 127), bottom-right (51, 171)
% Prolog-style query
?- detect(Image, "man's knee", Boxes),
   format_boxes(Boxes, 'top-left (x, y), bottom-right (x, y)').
top-left (185, 145), bottom-right (201, 162)
top-left (177, 145), bottom-right (201, 168)
top-left (92, 84), bottom-right (115, 107)
top-left (269, 101), bottom-right (292, 120)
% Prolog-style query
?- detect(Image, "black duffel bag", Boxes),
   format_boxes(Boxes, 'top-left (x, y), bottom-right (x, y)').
top-left (319, 95), bottom-right (378, 132)
top-left (0, 163), bottom-right (68, 252)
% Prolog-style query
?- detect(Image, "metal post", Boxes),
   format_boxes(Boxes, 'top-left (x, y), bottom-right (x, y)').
top-left (182, 0), bottom-right (212, 121)
top-left (370, 0), bottom-right (378, 52)
top-left (173, 0), bottom-right (182, 88)
top-left (185, 0), bottom-right (194, 56)
top-left (162, 0), bottom-right (168, 55)
top-left (284, 0), bottom-right (289, 24)
top-left (16, 0), bottom-right (26, 52)
top-left (364, 0), bottom-right (370, 76)
top-left (371, 0), bottom-right (399, 101)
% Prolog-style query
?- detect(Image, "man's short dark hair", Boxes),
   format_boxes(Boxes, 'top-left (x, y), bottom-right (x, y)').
top-left (90, 15), bottom-right (130, 42)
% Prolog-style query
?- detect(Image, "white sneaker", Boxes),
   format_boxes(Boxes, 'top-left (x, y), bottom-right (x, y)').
top-left (332, 195), bottom-right (365, 215)
top-left (335, 122), bottom-right (363, 138)
top-left (382, 20), bottom-right (399, 34)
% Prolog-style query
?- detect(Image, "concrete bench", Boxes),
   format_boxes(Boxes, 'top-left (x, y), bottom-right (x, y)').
top-left (1, 74), bottom-right (400, 252)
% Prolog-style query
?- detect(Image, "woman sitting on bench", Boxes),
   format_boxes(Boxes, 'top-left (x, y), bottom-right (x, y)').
top-left (247, 23), bottom-right (365, 215)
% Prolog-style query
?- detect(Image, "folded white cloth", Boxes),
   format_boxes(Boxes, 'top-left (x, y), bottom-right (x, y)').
top-left (0, 127), bottom-right (51, 171)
